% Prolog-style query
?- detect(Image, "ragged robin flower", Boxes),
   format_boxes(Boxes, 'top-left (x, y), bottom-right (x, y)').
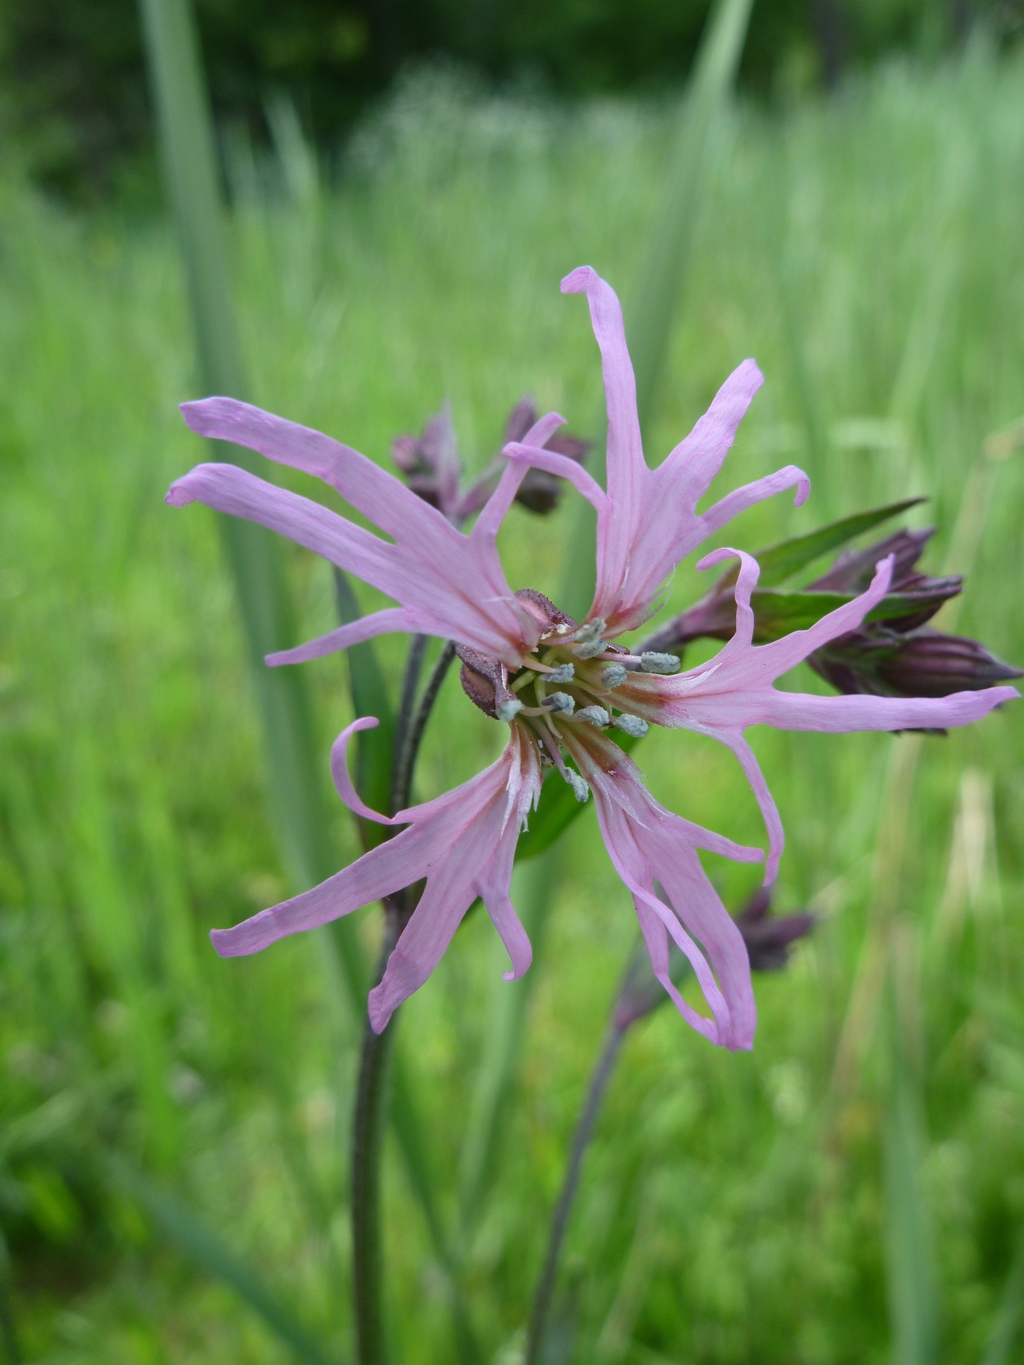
top-left (166, 267), bottom-right (1018, 1050)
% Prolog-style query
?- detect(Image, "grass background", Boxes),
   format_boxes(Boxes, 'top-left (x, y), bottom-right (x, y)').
top-left (2, 43), bottom-right (1024, 1364)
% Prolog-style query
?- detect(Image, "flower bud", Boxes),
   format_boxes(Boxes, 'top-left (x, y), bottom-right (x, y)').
top-left (809, 627), bottom-right (1023, 701)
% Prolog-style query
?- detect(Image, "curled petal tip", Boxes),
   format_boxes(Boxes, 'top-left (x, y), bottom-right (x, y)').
top-left (696, 545), bottom-right (740, 572)
top-left (794, 474), bottom-right (811, 506)
top-left (738, 357), bottom-right (766, 390)
top-left (367, 991), bottom-right (392, 1035)
top-left (560, 265), bottom-right (596, 294)
top-left (210, 927), bottom-right (242, 958)
top-left (179, 395), bottom-right (238, 438)
top-left (165, 479), bottom-right (195, 508)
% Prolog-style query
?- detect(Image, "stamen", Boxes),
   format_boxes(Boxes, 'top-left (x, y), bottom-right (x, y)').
top-left (600, 663), bottom-right (629, 689)
top-left (496, 698), bottom-right (524, 722)
top-left (564, 768), bottom-right (590, 803)
top-left (543, 692), bottom-right (575, 716)
top-left (613, 713), bottom-right (648, 738)
top-left (510, 670), bottom-right (537, 692)
top-left (572, 619), bottom-right (607, 659)
top-left (640, 651), bottom-right (681, 674)
top-left (543, 662), bottom-right (575, 683)
top-left (576, 705), bottom-right (610, 727)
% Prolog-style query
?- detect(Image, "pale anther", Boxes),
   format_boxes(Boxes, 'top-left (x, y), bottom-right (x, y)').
top-left (576, 705), bottom-right (610, 727)
top-left (544, 663), bottom-right (575, 682)
top-left (496, 697), bottom-right (523, 722)
top-left (572, 618), bottom-right (607, 658)
top-left (601, 663), bottom-right (629, 688)
top-left (640, 651), bottom-right (681, 674)
top-left (564, 769), bottom-right (590, 803)
top-left (543, 692), bottom-right (575, 715)
top-left (613, 713), bottom-right (648, 738)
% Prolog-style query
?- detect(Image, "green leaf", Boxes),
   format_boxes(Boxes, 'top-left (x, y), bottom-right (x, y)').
top-left (752, 498), bottom-right (925, 588)
top-left (748, 586), bottom-right (952, 644)
top-left (108, 1159), bottom-right (340, 1365)
top-left (883, 1033), bottom-right (939, 1365)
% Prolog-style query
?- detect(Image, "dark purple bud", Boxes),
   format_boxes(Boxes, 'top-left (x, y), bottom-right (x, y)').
top-left (810, 626), bottom-right (1023, 701)
top-left (464, 396), bottom-right (591, 517)
top-left (515, 433), bottom-right (592, 515)
top-left (732, 887), bottom-right (816, 972)
top-left (391, 404), bottom-right (462, 518)
top-left (808, 527), bottom-right (962, 631)
top-left (809, 527), bottom-right (935, 593)
top-left (613, 887), bottom-right (815, 1029)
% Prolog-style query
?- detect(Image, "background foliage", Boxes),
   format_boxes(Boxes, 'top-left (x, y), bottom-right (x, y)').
top-left (2, 28), bottom-right (1024, 1365)
top-left (1, 0), bottom-right (1021, 196)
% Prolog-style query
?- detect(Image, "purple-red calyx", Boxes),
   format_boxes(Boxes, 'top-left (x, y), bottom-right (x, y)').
top-left (647, 521), bottom-right (1021, 705)
top-left (391, 396), bottom-right (590, 525)
top-left (166, 266), bottom-right (1019, 1050)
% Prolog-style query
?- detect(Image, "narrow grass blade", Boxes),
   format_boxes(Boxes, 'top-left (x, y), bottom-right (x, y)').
top-left (108, 1159), bottom-right (340, 1365)
top-left (623, 0), bottom-right (755, 444)
top-left (138, 1), bottom-right (449, 1315)
top-left (334, 569), bottom-right (395, 846)
top-left (136, 0), bottom-right (350, 924)
top-left (982, 1226), bottom-right (1024, 1365)
top-left (560, 0), bottom-right (753, 621)
top-left (883, 1020), bottom-right (939, 1365)
top-left (0, 1225), bottom-right (20, 1365)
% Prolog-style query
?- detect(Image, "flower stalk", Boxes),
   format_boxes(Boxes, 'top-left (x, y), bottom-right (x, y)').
top-left (525, 889), bottom-right (815, 1362)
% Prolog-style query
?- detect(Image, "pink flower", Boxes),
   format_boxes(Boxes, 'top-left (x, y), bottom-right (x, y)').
top-left (167, 267), bottom-right (1017, 1049)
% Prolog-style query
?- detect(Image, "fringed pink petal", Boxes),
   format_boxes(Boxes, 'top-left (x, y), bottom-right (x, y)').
top-left (329, 718), bottom-right (402, 825)
top-left (266, 609), bottom-right (417, 666)
top-left (560, 267), bottom-right (644, 509)
top-left (173, 403), bottom-right (540, 668)
top-left (477, 828), bottom-right (532, 982)
top-left (180, 397), bottom-right (461, 551)
top-left (210, 822), bottom-right (428, 957)
top-left (757, 684), bottom-right (1020, 735)
top-left (603, 362), bottom-right (772, 619)
top-left (753, 554), bottom-right (894, 680)
top-left (502, 443), bottom-right (609, 513)
top-left (167, 463), bottom-right (397, 587)
top-left (711, 728), bottom-right (786, 886)
top-left (212, 729), bottom-right (542, 1031)
top-left (659, 358), bottom-right (765, 498)
top-left (697, 465), bottom-right (810, 541)
top-left (633, 899), bottom-right (722, 1046)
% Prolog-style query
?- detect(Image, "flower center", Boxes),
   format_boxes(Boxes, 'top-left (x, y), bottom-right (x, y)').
top-left (456, 588), bottom-right (656, 803)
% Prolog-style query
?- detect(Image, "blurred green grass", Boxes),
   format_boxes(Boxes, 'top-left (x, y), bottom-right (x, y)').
top-left (2, 47), bottom-right (1024, 1364)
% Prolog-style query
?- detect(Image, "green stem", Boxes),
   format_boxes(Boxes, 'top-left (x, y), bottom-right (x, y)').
top-left (352, 909), bottom-right (402, 1365)
top-left (392, 635), bottom-right (429, 810)
top-left (393, 643), bottom-right (457, 813)
top-left (525, 1021), bottom-right (626, 1365)
top-left (350, 635), bottom-right (462, 1365)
